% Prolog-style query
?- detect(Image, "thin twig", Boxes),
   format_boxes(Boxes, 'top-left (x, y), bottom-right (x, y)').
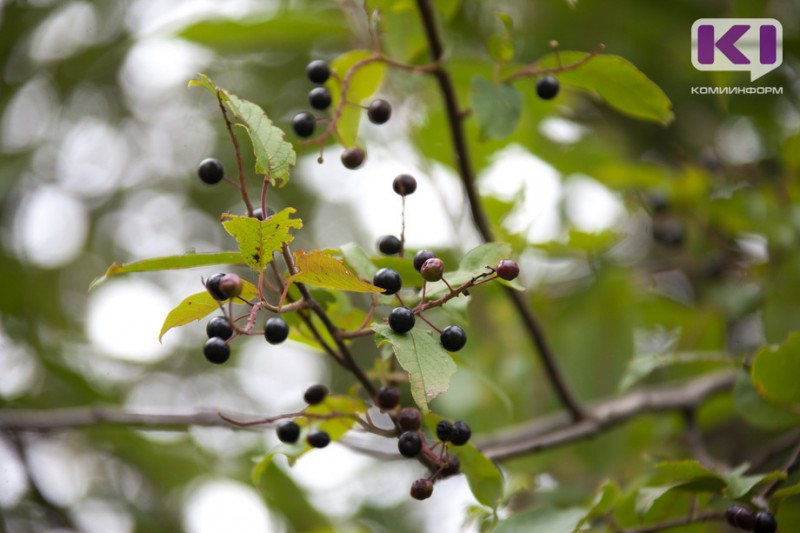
top-left (217, 93), bottom-right (254, 216)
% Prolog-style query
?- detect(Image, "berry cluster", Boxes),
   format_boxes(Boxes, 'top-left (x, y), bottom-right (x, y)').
top-left (726, 505), bottom-right (777, 533)
top-left (375, 174), bottom-right (418, 257)
top-left (275, 384), bottom-right (332, 448)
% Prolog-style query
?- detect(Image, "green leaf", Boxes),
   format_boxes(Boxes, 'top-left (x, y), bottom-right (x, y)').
top-left (189, 73), bottom-right (296, 187)
top-left (722, 466), bottom-right (785, 499)
top-left (470, 76), bottom-right (523, 140)
top-left (635, 485), bottom-right (680, 516)
top-left (618, 351), bottom-right (730, 391)
top-left (495, 506), bottom-right (586, 533)
top-left (449, 443), bottom-right (504, 509)
top-left (586, 480), bottom-right (620, 519)
top-left (90, 251), bottom-right (245, 290)
top-left (752, 332), bottom-right (800, 407)
top-left (159, 280), bottom-right (259, 341)
top-left (329, 50), bottom-right (387, 147)
top-left (771, 482), bottom-right (800, 509)
top-left (373, 324), bottom-right (457, 413)
top-left (425, 242), bottom-right (522, 299)
top-left (340, 242), bottom-right (379, 280)
top-left (290, 249), bottom-right (383, 293)
top-left (221, 208), bottom-right (303, 271)
top-left (303, 394), bottom-right (367, 441)
top-left (733, 368), bottom-right (800, 429)
top-left (538, 52), bottom-right (674, 125)
top-left (486, 12), bottom-right (515, 63)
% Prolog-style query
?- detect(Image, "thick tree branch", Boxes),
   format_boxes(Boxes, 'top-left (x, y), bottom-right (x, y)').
top-left (0, 408), bottom-right (242, 432)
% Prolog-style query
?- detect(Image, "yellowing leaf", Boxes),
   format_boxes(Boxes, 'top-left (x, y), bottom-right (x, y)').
top-left (221, 208), bottom-right (303, 272)
top-left (303, 394), bottom-right (366, 441)
top-left (289, 250), bottom-right (382, 293)
top-left (329, 50), bottom-right (387, 147)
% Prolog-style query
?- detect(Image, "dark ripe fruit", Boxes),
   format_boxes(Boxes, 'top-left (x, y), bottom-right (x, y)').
top-left (450, 421), bottom-right (471, 446)
top-left (441, 455), bottom-right (460, 477)
top-left (420, 257), bottom-right (444, 282)
top-left (306, 60), bottom-right (330, 84)
top-left (652, 219), bottom-right (685, 247)
top-left (206, 316), bottom-right (233, 340)
top-left (197, 158), bottom-right (224, 185)
top-left (440, 325), bottom-right (467, 352)
top-left (264, 317), bottom-right (290, 345)
top-left (388, 306), bottom-right (415, 334)
top-left (304, 384), bottom-right (329, 405)
top-left (206, 273), bottom-right (242, 301)
top-left (536, 75), bottom-right (560, 100)
top-left (377, 386), bottom-right (401, 410)
top-left (410, 479), bottom-right (433, 500)
top-left (276, 420), bottom-right (301, 444)
top-left (754, 511), bottom-right (777, 533)
top-left (373, 267), bottom-right (402, 295)
top-left (292, 112), bottom-right (316, 138)
top-left (367, 99), bottom-right (392, 124)
top-left (413, 250), bottom-right (436, 272)
top-left (341, 147), bottom-right (366, 169)
top-left (397, 431), bottom-right (423, 458)
top-left (205, 273), bottom-right (226, 300)
top-left (377, 235), bottom-right (402, 255)
top-left (251, 207), bottom-right (275, 221)
top-left (436, 420), bottom-right (454, 442)
top-left (306, 430), bottom-right (331, 448)
top-left (203, 337), bottom-right (230, 365)
top-left (645, 192), bottom-right (669, 214)
top-left (308, 87), bottom-right (332, 110)
top-left (397, 407), bottom-right (422, 431)
top-left (726, 505), bottom-right (756, 529)
top-left (496, 259), bottom-right (520, 281)
top-left (392, 174), bottom-right (417, 197)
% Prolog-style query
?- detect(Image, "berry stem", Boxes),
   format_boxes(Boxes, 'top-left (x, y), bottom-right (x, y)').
top-left (216, 92), bottom-right (254, 216)
top-left (503, 43), bottom-right (606, 83)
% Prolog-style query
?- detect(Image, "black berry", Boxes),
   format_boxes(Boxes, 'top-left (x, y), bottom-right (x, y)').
top-left (306, 430), bottom-right (331, 448)
top-left (304, 384), bottom-right (329, 405)
top-left (450, 421), bottom-right (471, 446)
top-left (645, 192), bottom-right (669, 213)
top-left (420, 258), bottom-right (444, 282)
top-left (292, 112), bottom-right (316, 138)
top-left (392, 174), bottom-right (417, 197)
top-left (264, 317), bottom-right (290, 345)
top-left (308, 87), bottom-right (332, 110)
top-left (251, 207), bottom-right (275, 220)
top-left (388, 306), bottom-right (415, 334)
top-left (341, 147), bottom-right (366, 169)
top-left (413, 250), bottom-right (436, 272)
top-left (652, 219), bottom-right (684, 247)
top-left (373, 268), bottom-right (402, 295)
top-left (397, 407), bottom-right (421, 431)
top-left (398, 431), bottom-right (423, 458)
top-left (206, 273), bottom-right (242, 301)
top-left (536, 75), bottom-right (560, 100)
top-left (377, 235), bottom-right (402, 255)
top-left (754, 511), bottom-right (777, 533)
top-left (276, 421), bottom-right (301, 444)
top-left (410, 479), bottom-right (433, 500)
top-left (496, 259), bottom-right (520, 281)
top-left (377, 386), bottom-right (401, 410)
top-left (436, 420), bottom-right (454, 442)
top-left (306, 60), bottom-right (330, 84)
top-left (203, 337), bottom-right (230, 365)
top-left (441, 455), bottom-right (460, 477)
top-left (206, 316), bottom-right (233, 340)
top-left (440, 325), bottom-right (467, 352)
top-left (726, 505), bottom-right (756, 529)
top-left (367, 99), bottom-right (392, 124)
top-left (197, 158), bottom-right (224, 185)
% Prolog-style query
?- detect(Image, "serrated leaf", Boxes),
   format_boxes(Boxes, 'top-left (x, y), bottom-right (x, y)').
top-left (90, 251), bottom-right (245, 290)
top-left (373, 323), bottom-right (456, 413)
top-left (221, 208), bottom-right (302, 271)
top-left (495, 506), bottom-right (586, 533)
top-left (303, 394), bottom-right (366, 441)
top-left (449, 442), bottom-right (504, 509)
top-left (471, 76), bottom-right (523, 140)
top-left (752, 332), bottom-right (800, 407)
top-left (329, 50), bottom-right (387, 147)
top-left (538, 52), bottom-right (673, 125)
top-left (158, 279), bottom-right (259, 341)
top-left (289, 249), bottom-right (383, 294)
top-left (190, 73), bottom-right (296, 186)
top-left (618, 351), bottom-right (730, 391)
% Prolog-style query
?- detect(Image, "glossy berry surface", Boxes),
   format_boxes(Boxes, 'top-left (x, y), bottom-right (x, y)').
top-left (197, 158), bottom-right (224, 185)
top-left (436, 420), bottom-right (455, 442)
top-left (388, 306), bottom-right (415, 334)
top-left (206, 316), bottom-right (233, 340)
top-left (340, 147), bottom-right (366, 169)
top-left (536, 75), bottom-right (560, 100)
top-left (441, 455), bottom-right (460, 477)
top-left (754, 511), bottom-right (777, 533)
top-left (410, 479), bottom-right (433, 500)
top-left (398, 431), bottom-right (423, 458)
top-left (306, 60), bottom-right (330, 84)
top-left (292, 112), bottom-right (316, 138)
top-left (367, 99), bottom-right (392, 124)
top-left (377, 386), bottom-right (401, 410)
top-left (203, 337), bottom-right (230, 365)
top-left (306, 430), bottom-right (331, 448)
top-left (726, 505), bottom-right (756, 529)
top-left (206, 273), bottom-right (242, 301)
top-left (392, 174), bottom-right (417, 197)
top-left (251, 207), bottom-right (276, 221)
top-left (397, 408), bottom-right (421, 431)
top-left (308, 87), bottom-right (332, 110)
top-left (413, 250), bottom-right (436, 272)
top-left (496, 259), bottom-right (520, 281)
top-left (378, 235), bottom-right (402, 255)
top-left (440, 325), bottom-right (467, 352)
top-left (276, 421), bottom-right (301, 444)
top-left (304, 384), bottom-right (329, 405)
top-left (373, 268), bottom-right (402, 295)
top-left (450, 421), bottom-right (472, 446)
top-left (420, 257), bottom-right (444, 282)
top-left (264, 317), bottom-right (289, 345)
